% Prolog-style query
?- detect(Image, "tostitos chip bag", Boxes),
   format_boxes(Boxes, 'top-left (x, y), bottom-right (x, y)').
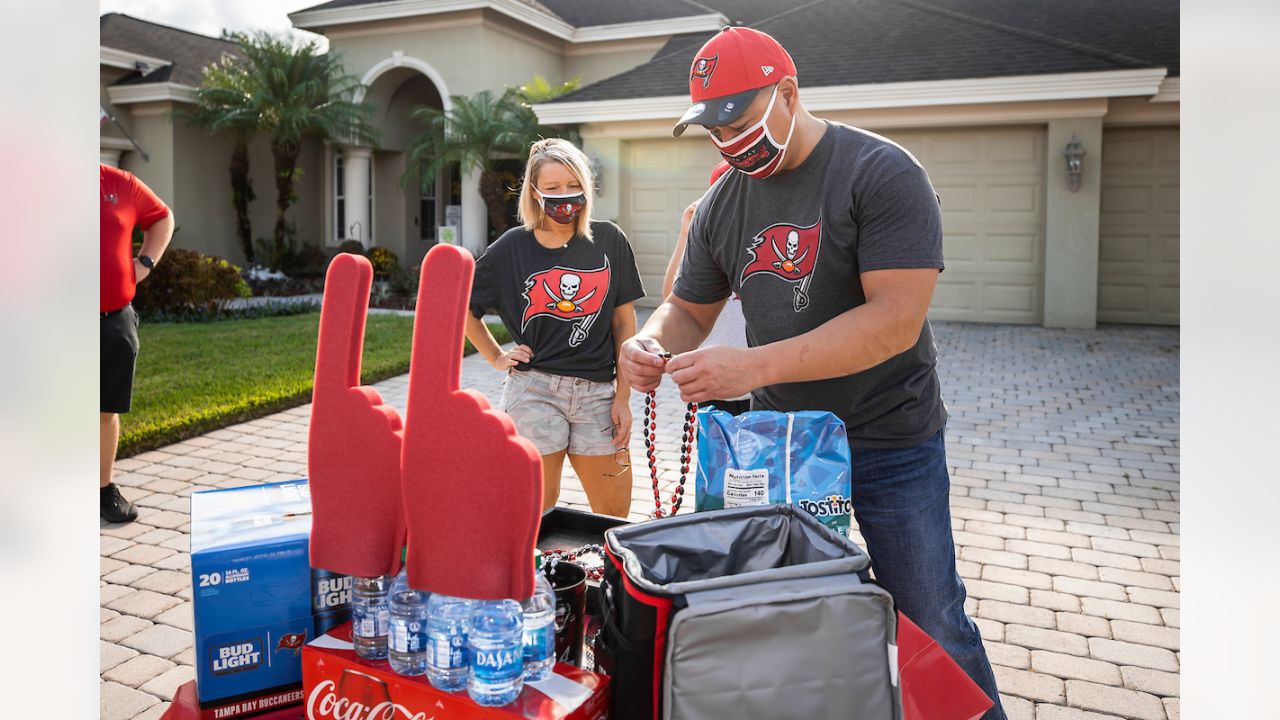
top-left (696, 408), bottom-right (853, 534)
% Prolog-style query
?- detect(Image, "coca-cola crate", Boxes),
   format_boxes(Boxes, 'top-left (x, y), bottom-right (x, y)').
top-left (303, 621), bottom-right (610, 720)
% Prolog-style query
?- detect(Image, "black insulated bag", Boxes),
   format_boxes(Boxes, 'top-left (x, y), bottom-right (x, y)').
top-left (597, 504), bottom-right (902, 720)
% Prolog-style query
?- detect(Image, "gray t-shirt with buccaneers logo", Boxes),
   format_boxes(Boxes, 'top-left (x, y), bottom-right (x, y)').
top-left (674, 122), bottom-right (947, 448)
top-left (471, 220), bottom-right (645, 383)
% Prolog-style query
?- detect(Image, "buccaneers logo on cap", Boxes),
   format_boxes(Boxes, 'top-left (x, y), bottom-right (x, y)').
top-left (690, 53), bottom-right (718, 89)
top-left (521, 261), bottom-right (611, 347)
top-left (740, 219), bottom-right (822, 312)
top-left (275, 631), bottom-right (307, 656)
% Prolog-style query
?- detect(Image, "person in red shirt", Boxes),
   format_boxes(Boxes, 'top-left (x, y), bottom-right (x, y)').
top-left (101, 164), bottom-right (174, 523)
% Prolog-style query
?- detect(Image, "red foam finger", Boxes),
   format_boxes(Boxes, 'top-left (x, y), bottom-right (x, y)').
top-left (308, 253), bottom-right (406, 578)
top-left (401, 244), bottom-right (543, 600)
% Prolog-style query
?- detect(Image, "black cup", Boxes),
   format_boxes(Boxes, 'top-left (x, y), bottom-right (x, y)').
top-left (547, 561), bottom-right (587, 667)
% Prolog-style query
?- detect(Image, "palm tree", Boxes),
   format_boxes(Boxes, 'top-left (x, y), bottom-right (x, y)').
top-left (190, 53), bottom-right (259, 262)
top-left (517, 75), bottom-right (581, 104)
top-left (405, 89), bottom-right (529, 239)
top-left (404, 79), bottom-right (579, 240)
top-left (225, 31), bottom-right (377, 268)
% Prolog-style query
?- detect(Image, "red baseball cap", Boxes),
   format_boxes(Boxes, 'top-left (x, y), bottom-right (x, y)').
top-left (673, 26), bottom-right (797, 138)
top-left (709, 160), bottom-right (732, 186)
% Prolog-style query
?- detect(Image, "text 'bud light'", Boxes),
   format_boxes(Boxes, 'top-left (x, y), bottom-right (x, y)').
top-left (312, 569), bottom-right (353, 612)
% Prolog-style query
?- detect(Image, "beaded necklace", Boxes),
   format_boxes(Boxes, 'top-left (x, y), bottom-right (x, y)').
top-left (642, 353), bottom-right (698, 519)
top-left (541, 544), bottom-right (605, 582)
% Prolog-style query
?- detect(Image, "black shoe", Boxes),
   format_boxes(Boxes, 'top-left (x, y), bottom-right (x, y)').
top-left (100, 483), bottom-right (138, 524)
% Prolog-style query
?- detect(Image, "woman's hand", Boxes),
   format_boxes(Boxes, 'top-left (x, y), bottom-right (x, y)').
top-left (680, 198), bottom-right (701, 236)
top-left (489, 344), bottom-right (532, 372)
top-left (610, 393), bottom-right (633, 451)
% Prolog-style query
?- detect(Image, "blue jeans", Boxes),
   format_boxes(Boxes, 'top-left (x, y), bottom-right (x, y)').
top-left (850, 427), bottom-right (1006, 720)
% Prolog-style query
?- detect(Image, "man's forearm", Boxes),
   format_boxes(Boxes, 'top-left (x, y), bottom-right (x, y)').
top-left (611, 307), bottom-right (637, 398)
top-left (751, 300), bottom-right (919, 386)
top-left (140, 213), bottom-right (174, 261)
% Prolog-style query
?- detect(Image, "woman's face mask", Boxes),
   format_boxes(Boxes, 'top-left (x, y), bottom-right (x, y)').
top-left (537, 189), bottom-right (586, 225)
top-left (710, 83), bottom-right (796, 179)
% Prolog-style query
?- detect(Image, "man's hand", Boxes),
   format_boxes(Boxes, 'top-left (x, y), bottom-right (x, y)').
top-left (666, 345), bottom-right (762, 404)
top-left (620, 337), bottom-right (669, 393)
top-left (489, 344), bottom-right (532, 372)
top-left (610, 393), bottom-right (633, 450)
top-left (133, 259), bottom-right (151, 283)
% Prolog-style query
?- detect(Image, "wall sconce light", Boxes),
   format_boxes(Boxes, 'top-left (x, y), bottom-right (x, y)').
top-left (589, 152), bottom-right (605, 197)
top-left (1063, 135), bottom-right (1086, 193)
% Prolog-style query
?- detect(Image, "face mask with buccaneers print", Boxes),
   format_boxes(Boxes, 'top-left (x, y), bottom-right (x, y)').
top-left (537, 190), bottom-right (586, 225)
top-left (710, 83), bottom-right (797, 179)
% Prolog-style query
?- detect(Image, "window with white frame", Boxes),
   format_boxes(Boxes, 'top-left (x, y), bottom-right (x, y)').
top-left (420, 167), bottom-right (440, 241)
top-left (333, 153), bottom-right (374, 244)
top-left (334, 154), bottom-right (345, 243)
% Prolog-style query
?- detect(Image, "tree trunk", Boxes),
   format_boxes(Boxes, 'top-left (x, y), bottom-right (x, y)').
top-left (478, 168), bottom-right (510, 240)
top-left (229, 139), bottom-right (255, 263)
top-left (271, 139), bottom-right (301, 269)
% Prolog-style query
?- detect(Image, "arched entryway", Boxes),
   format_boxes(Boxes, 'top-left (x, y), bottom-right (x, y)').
top-left (331, 54), bottom-right (485, 270)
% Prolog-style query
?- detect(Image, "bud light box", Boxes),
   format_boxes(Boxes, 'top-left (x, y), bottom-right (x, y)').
top-left (192, 480), bottom-right (352, 719)
top-left (302, 622), bottom-right (609, 720)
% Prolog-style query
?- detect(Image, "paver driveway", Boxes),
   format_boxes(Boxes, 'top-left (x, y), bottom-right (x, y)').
top-left (100, 320), bottom-right (1179, 720)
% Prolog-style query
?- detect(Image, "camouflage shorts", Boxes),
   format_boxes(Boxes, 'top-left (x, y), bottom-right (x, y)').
top-left (500, 368), bottom-right (619, 456)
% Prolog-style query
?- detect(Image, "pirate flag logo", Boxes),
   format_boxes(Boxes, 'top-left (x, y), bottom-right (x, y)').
top-left (690, 53), bottom-right (718, 89)
top-left (521, 260), bottom-right (611, 347)
top-left (275, 631), bottom-right (307, 657)
top-left (740, 219), bottom-right (823, 312)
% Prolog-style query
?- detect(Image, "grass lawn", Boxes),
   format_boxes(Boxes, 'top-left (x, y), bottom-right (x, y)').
top-left (120, 311), bottom-right (509, 457)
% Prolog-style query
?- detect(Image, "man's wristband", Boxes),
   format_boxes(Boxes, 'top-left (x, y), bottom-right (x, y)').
top-left (137, 255), bottom-right (155, 270)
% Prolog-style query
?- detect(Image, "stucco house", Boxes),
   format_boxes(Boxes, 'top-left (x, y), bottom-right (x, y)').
top-left (100, 14), bottom-right (327, 266)
top-left (101, 0), bottom-right (1178, 328)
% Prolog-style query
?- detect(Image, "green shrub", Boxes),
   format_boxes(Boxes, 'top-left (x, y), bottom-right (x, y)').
top-left (389, 263), bottom-right (419, 300)
top-left (133, 248), bottom-right (251, 318)
top-left (368, 246), bottom-right (400, 279)
top-left (254, 229), bottom-right (330, 278)
top-left (144, 300), bottom-right (320, 324)
top-left (279, 242), bottom-right (329, 279)
top-left (337, 240), bottom-right (366, 256)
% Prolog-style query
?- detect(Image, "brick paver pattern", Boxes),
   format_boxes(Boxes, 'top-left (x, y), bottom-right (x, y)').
top-left (100, 320), bottom-right (1179, 720)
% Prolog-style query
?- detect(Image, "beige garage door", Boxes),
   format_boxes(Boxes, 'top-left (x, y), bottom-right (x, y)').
top-left (1097, 127), bottom-right (1179, 325)
top-left (621, 138), bottom-right (723, 306)
top-left (888, 126), bottom-right (1047, 324)
top-left (622, 127), bottom-right (1046, 322)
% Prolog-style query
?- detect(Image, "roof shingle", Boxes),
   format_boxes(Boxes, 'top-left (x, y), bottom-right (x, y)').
top-left (100, 13), bottom-right (240, 87)
top-left (294, 0), bottom-right (787, 28)
top-left (552, 0), bottom-right (1178, 103)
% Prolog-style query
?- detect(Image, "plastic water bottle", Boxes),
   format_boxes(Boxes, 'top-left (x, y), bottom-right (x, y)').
top-left (426, 593), bottom-right (476, 691)
top-left (351, 575), bottom-right (390, 661)
top-left (388, 569), bottom-right (430, 676)
top-left (468, 599), bottom-right (524, 706)
top-left (522, 555), bottom-right (555, 681)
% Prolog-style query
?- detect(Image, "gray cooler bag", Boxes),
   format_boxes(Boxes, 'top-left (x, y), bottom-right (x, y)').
top-left (598, 504), bottom-right (901, 720)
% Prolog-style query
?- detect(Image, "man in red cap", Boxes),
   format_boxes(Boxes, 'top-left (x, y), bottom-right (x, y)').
top-left (101, 164), bottom-right (174, 523)
top-left (621, 26), bottom-right (1005, 718)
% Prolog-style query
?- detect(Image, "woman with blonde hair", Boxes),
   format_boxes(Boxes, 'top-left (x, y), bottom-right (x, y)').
top-left (465, 138), bottom-right (645, 517)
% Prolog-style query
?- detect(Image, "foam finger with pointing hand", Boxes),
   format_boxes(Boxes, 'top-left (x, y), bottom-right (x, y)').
top-left (308, 253), bottom-right (406, 578)
top-left (401, 244), bottom-right (543, 600)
